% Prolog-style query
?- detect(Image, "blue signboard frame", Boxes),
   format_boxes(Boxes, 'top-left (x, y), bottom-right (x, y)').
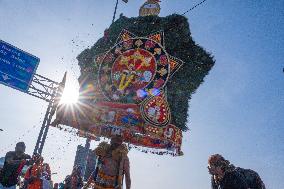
top-left (0, 40), bottom-right (40, 92)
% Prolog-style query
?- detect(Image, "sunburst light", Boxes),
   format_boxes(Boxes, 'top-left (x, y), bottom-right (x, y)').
top-left (60, 75), bottom-right (79, 104)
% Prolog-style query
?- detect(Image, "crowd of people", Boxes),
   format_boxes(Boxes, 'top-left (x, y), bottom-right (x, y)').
top-left (0, 137), bottom-right (266, 189)
top-left (0, 136), bottom-right (130, 189)
top-left (0, 142), bottom-right (81, 189)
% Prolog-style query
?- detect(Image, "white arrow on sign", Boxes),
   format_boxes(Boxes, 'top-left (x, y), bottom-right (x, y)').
top-left (2, 74), bottom-right (9, 81)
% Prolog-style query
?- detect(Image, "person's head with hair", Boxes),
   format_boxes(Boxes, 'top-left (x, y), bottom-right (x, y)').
top-left (15, 142), bottom-right (26, 154)
top-left (208, 154), bottom-right (233, 177)
top-left (32, 153), bottom-right (44, 164)
top-left (53, 183), bottom-right (59, 189)
top-left (110, 135), bottom-right (123, 149)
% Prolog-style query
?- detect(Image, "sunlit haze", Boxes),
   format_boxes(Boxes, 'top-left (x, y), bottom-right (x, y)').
top-left (60, 75), bottom-right (79, 104)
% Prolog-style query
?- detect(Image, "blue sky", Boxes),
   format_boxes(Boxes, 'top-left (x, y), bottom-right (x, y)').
top-left (0, 0), bottom-right (283, 188)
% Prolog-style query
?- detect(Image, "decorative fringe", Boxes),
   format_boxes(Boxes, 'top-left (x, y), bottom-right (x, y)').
top-left (128, 143), bottom-right (183, 157)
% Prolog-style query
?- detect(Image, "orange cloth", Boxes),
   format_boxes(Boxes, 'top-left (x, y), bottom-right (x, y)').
top-left (24, 163), bottom-right (51, 189)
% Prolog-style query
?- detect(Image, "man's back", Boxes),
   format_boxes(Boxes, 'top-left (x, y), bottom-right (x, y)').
top-left (216, 167), bottom-right (265, 189)
top-left (208, 154), bottom-right (265, 189)
top-left (236, 168), bottom-right (266, 189)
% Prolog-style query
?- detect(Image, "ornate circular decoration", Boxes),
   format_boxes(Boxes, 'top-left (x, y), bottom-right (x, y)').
top-left (98, 37), bottom-right (170, 103)
top-left (141, 92), bottom-right (171, 127)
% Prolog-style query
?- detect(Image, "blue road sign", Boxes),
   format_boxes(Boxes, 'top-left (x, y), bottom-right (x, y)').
top-left (0, 40), bottom-right (39, 92)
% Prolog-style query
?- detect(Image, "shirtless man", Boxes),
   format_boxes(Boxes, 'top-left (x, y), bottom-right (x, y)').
top-left (84, 136), bottom-right (131, 189)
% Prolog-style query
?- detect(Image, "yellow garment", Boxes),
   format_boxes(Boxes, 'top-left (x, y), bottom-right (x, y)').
top-left (93, 170), bottom-right (120, 189)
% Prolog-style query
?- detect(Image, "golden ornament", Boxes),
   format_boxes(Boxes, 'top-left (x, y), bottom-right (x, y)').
top-left (139, 0), bottom-right (161, 16)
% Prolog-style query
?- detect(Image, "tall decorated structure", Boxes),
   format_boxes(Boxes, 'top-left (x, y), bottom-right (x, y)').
top-left (54, 1), bottom-right (214, 156)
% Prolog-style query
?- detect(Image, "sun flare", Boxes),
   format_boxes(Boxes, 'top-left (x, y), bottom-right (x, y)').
top-left (60, 76), bottom-right (79, 104)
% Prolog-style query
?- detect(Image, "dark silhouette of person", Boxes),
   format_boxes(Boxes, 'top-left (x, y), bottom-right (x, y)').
top-left (0, 142), bottom-right (32, 189)
top-left (208, 154), bottom-right (266, 189)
